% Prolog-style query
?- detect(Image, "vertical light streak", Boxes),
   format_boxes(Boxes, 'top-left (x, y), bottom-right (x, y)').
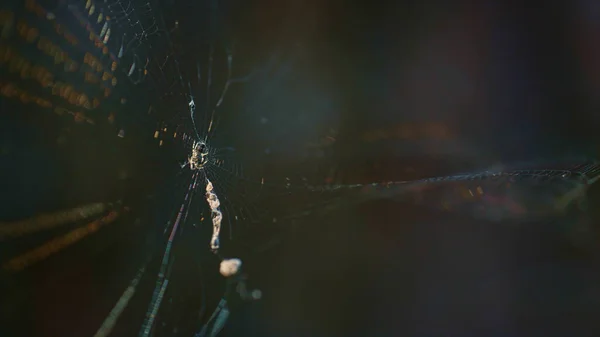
top-left (138, 173), bottom-right (198, 337)
top-left (139, 279), bottom-right (169, 337)
top-left (94, 262), bottom-right (148, 337)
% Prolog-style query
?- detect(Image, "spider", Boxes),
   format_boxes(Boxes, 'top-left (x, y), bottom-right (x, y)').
top-left (186, 140), bottom-right (209, 170)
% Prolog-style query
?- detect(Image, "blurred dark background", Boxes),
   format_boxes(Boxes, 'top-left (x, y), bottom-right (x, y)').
top-left (2, 0), bottom-right (600, 336)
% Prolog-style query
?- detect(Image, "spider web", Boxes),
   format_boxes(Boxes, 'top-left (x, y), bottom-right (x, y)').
top-left (3, 2), bottom-right (600, 336)
top-left (23, 1), bottom-right (599, 337)
top-left (73, 1), bottom-right (329, 336)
